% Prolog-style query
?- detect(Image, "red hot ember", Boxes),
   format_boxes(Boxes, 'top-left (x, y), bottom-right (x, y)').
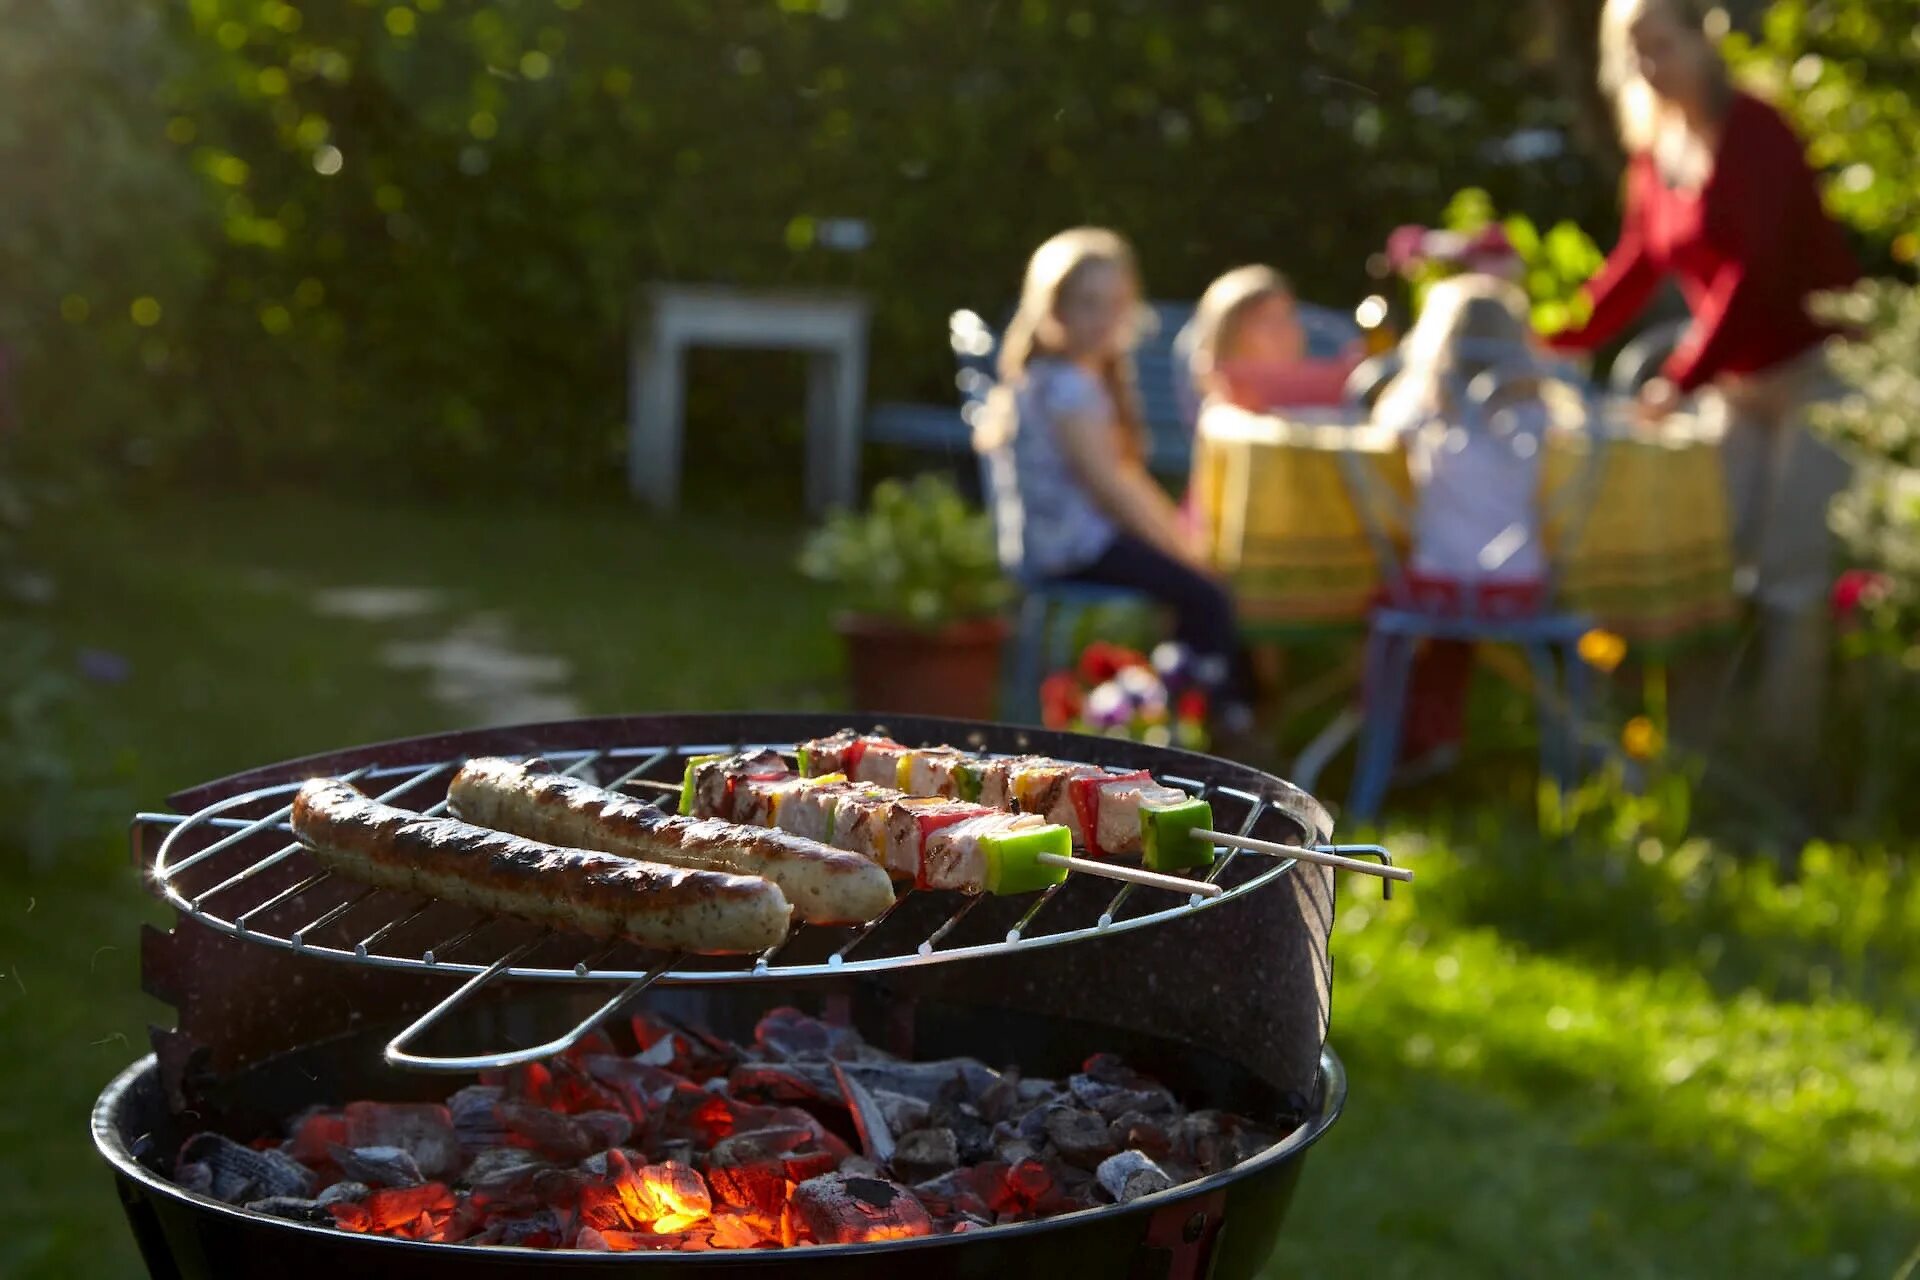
top-left (168, 1009), bottom-right (1301, 1252)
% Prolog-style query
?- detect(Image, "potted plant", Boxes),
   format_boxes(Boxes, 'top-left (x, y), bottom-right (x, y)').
top-left (799, 473), bottom-right (1013, 718)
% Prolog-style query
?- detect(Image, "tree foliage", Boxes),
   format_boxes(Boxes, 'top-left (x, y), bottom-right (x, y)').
top-left (3, 0), bottom-right (1619, 489)
top-left (1726, 0), bottom-right (1920, 255)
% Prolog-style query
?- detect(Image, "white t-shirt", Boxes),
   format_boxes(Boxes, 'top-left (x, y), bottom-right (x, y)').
top-left (1379, 397), bottom-right (1550, 583)
top-left (985, 359), bottom-right (1122, 578)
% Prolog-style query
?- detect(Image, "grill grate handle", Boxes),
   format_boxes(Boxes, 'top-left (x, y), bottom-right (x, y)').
top-left (381, 940), bottom-right (685, 1073)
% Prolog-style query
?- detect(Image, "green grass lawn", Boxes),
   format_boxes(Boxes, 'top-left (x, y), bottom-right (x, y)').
top-left (2, 488), bottom-right (1914, 1278)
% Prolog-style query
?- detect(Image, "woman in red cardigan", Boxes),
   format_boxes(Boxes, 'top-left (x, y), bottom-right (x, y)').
top-left (1551, 0), bottom-right (1858, 769)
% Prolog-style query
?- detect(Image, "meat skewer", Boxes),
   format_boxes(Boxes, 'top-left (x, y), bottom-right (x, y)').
top-left (796, 731), bottom-right (1412, 888)
top-left (798, 731), bottom-right (1216, 871)
top-left (289, 778), bottom-right (792, 954)
top-left (680, 754), bottom-right (1224, 899)
top-left (446, 756), bottom-right (895, 925)
top-left (794, 736), bottom-right (1413, 886)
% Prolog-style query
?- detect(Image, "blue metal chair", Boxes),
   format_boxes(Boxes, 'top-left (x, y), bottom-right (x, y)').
top-left (1338, 341), bottom-right (1608, 819)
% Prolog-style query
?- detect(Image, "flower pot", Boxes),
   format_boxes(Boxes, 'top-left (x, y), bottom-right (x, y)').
top-left (834, 613), bottom-right (1009, 719)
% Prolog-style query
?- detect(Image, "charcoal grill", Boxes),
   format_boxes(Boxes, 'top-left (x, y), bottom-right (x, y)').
top-left (97, 712), bottom-right (1380, 1277)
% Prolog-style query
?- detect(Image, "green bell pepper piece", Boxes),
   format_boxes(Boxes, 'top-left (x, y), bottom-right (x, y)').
top-left (1139, 798), bottom-right (1215, 873)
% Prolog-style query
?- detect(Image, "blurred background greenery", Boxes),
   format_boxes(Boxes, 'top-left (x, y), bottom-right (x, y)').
top-left (0, 0), bottom-right (1916, 1276)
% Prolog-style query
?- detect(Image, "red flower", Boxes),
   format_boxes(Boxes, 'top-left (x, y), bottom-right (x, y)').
top-left (1175, 689), bottom-right (1209, 725)
top-left (1076, 642), bottom-right (1148, 686)
top-left (1076, 642), bottom-right (1119, 686)
top-left (1039, 673), bottom-right (1084, 730)
top-left (1831, 569), bottom-right (1892, 623)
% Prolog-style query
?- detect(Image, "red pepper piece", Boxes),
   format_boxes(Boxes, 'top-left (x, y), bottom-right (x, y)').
top-left (912, 806), bottom-right (984, 888)
top-left (1068, 771), bottom-right (1150, 858)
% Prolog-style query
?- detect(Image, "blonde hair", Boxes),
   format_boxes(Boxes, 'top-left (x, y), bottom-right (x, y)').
top-left (1599, 0), bottom-right (1726, 152)
top-left (1184, 265), bottom-right (1295, 400)
top-left (1375, 275), bottom-right (1535, 427)
top-left (973, 227), bottom-right (1147, 458)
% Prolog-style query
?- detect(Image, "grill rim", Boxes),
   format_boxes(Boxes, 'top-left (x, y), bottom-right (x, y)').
top-left (157, 713), bottom-right (1334, 843)
top-left (91, 1044), bottom-right (1346, 1261)
top-left (141, 713), bottom-right (1336, 990)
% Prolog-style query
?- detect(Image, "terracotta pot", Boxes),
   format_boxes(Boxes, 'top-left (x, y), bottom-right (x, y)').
top-left (834, 613), bottom-right (1009, 720)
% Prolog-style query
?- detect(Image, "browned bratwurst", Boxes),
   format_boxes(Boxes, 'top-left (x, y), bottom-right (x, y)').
top-left (447, 757), bottom-right (894, 925)
top-left (289, 778), bottom-right (790, 953)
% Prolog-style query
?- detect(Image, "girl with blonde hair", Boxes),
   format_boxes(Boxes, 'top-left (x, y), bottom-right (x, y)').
top-left (976, 228), bottom-right (1251, 719)
top-left (1551, 0), bottom-right (1858, 765)
top-left (1182, 265), bottom-right (1363, 421)
top-left (1374, 274), bottom-right (1563, 763)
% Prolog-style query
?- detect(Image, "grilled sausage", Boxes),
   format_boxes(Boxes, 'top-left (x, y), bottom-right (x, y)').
top-left (447, 757), bottom-right (895, 925)
top-left (289, 778), bottom-right (790, 953)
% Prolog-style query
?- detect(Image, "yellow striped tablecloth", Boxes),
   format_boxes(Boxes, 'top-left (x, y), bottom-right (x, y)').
top-left (1192, 409), bottom-right (1738, 647)
top-left (1543, 414), bottom-right (1739, 646)
top-left (1192, 408), bottom-right (1413, 633)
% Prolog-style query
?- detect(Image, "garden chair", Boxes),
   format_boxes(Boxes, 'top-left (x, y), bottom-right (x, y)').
top-left (955, 301), bottom-right (1364, 721)
top-left (1606, 317), bottom-right (1689, 396)
top-left (1337, 340), bottom-right (1608, 819)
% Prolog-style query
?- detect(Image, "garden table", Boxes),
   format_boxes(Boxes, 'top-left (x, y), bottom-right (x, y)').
top-left (1191, 406), bottom-right (1738, 649)
top-left (627, 284), bottom-right (870, 514)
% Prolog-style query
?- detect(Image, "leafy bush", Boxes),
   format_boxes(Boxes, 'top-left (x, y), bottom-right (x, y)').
top-left (798, 475), bottom-right (1009, 627)
top-left (1726, 0), bottom-right (1920, 251)
top-left (1806, 277), bottom-right (1920, 830)
top-left (0, 467), bottom-right (121, 868)
top-left (0, 0), bottom-right (214, 481)
top-left (1814, 277), bottom-right (1920, 640)
top-left (1398, 186), bottom-right (1607, 334)
top-left (5, 0), bottom-right (1627, 490)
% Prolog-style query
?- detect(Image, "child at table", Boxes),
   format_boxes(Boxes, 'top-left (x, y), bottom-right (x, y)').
top-left (1183, 265), bottom-right (1366, 427)
top-left (1370, 274), bottom-right (1558, 766)
top-left (1179, 266), bottom-right (1369, 706)
top-left (974, 228), bottom-right (1253, 725)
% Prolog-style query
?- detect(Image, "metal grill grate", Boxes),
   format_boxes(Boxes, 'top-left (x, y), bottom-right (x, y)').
top-left (138, 734), bottom-right (1382, 1069)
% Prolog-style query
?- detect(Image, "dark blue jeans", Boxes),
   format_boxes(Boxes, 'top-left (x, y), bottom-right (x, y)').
top-left (1052, 533), bottom-right (1251, 704)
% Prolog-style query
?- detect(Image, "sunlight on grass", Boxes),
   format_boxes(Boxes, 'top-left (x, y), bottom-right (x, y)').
top-left (5, 492), bottom-right (1918, 1279)
top-left (1278, 828), bottom-right (1920, 1278)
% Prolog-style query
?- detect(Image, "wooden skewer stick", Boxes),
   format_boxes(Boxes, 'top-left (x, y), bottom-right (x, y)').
top-left (1035, 852), bottom-right (1224, 898)
top-left (1193, 830), bottom-right (1413, 883)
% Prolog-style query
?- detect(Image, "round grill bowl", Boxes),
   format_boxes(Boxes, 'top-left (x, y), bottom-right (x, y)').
top-left (108, 713), bottom-right (1352, 1277)
top-left (94, 989), bottom-right (1346, 1279)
